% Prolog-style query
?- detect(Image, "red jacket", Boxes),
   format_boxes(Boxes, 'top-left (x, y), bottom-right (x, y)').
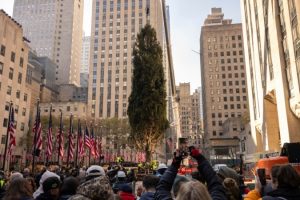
top-left (119, 192), bottom-right (135, 200)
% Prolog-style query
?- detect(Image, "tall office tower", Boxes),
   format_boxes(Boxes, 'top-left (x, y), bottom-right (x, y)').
top-left (200, 8), bottom-right (248, 157)
top-left (81, 36), bottom-right (90, 74)
top-left (241, 0), bottom-right (300, 153)
top-left (197, 86), bottom-right (204, 121)
top-left (81, 36), bottom-right (90, 87)
top-left (13, 0), bottom-right (84, 86)
top-left (176, 83), bottom-right (202, 147)
top-left (88, 0), bottom-right (168, 119)
top-left (0, 10), bottom-right (32, 156)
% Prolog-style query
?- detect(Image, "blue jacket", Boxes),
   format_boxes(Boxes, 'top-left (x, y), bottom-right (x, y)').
top-left (154, 156), bottom-right (226, 200)
top-left (140, 192), bottom-right (155, 200)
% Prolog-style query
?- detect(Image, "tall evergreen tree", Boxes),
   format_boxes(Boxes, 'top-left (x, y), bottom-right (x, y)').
top-left (128, 24), bottom-right (169, 162)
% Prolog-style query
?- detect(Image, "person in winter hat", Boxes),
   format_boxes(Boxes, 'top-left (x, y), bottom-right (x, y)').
top-left (68, 175), bottom-right (115, 200)
top-left (59, 176), bottom-right (79, 200)
top-left (156, 164), bottom-right (167, 177)
top-left (35, 176), bottom-right (61, 200)
top-left (33, 170), bottom-right (60, 199)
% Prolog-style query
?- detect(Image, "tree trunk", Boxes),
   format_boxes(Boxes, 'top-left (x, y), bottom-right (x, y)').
top-left (145, 142), bottom-right (152, 162)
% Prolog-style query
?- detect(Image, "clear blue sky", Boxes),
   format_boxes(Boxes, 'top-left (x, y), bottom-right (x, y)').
top-left (0, 0), bottom-right (241, 91)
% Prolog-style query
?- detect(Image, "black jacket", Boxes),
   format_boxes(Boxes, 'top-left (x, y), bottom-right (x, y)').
top-left (35, 193), bottom-right (57, 200)
top-left (263, 187), bottom-right (300, 200)
top-left (154, 155), bottom-right (226, 200)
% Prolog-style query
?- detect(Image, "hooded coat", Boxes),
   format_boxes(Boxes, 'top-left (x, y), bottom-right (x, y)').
top-left (33, 171), bottom-right (60, 199)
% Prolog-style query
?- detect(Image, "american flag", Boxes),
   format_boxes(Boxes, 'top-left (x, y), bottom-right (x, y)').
top-left (46, 107), bottom-right (53, 159)
top-left (84, 126), bottom-right (92, 149)
top-left (67, 116), bottom-right (75, 160)
top-left (78, 122), bottom-right (84, 157)
top-left (57, 113), bottom-right (64, 158)
top-left (33, 107), bottom-right (42, 157)
top-left (90, 127), bottom-right (96, 156)
top-left (94, 137), bottom-right (100, 158)
top-left (8, 105), bottom-right (16, 154)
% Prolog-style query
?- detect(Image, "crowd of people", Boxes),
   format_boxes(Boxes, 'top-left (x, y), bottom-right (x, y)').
top-left (0, 147), bottom-right (299, 200)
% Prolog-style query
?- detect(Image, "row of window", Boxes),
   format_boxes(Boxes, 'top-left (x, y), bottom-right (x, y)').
top-left (210, 103), bottom-right (247, 110)
top-left (208, 73), bottom-right (246, 80)
top-left (0, 62), bottom-right (23, 83)
top-left (4, 85), bottom-right (28, 101)
top-left (4, 102), bottom-right (27, 117)
top-left (2, 118), bottom-right (25, 132)
top-left (208, 50), bottom-right (244, 57)
top-left (211, 95), bottom-right (247, 102)
top-left (210, 88), bottom-right (247, 94)
top-left (210, 80), bottom-right (246, 87)
top-left (207, 35), bottom-right (242, 43)
top-left (0, 45), bottom-right (24, 67)
top-left (208, 43), bottom-right (243, 50)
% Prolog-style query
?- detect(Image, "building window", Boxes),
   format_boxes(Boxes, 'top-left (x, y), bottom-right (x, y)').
top-left (24, 93), bottom-right (28, 102)
top-left (18, 73), bottom-right (22, 84)
top-left (20, 123), bottom-right (25, 131)
top-left (9, 68), bottom-right (13, 79)
top-left (11, 52), bottom-right (15, 62)
top-left (0, 45), bottom-right (5, 56)
top-left (3, 118), bottom-right (8, 127)
top-left (1, 135), bottom-right (6, 144)
top-left (22, 108), bottom-right (26, 116)
top-left (7, 86), bottom-right (12, 95)
top-left (212, 131), bottom-right (216, 136)
top-left (16, 90), bottom-right (20, 99)
top-left (0, 62), bottom-right (3, 74)
top-left (5, 102), bottom-right (10, 111)
top-left (67, 106), bottom-right (70, 111)
top-left (19, 57), bottom-right (24, 67)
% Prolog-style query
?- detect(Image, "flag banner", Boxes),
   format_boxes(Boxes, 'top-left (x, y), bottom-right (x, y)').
top-left (90, 127), bottom-right (96, 156)
top-left (8, 106), bottom-right (16, 154)
top-left (46, 107), bottom-right (53, 159)
top-left (68, 118), bottom-right (75, 160)
top-left (84, 126), bottom-right (92, 149)
top-left (33, 107), bottom-right (42, 157)
top-left (78, 122), bottom-right (84, 157)
top-left (57, 113), bottom-right (64, 158)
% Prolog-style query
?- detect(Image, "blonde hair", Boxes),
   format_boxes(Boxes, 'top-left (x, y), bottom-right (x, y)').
top-left (175, 180), bottom-right (212, 200)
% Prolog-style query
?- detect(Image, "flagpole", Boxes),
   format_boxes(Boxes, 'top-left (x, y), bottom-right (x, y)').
top-left (45, 104), bottom-right (52, 166)
top-left (32, 99), bottom-right (40, 174)
top-left (66, 113), bottom-right (72, 168)
top-left (2, 102), bottom-right (13, 171)
top-left (75, 119), bottom-right (80, 168)
top-left (57, 109), bottom-right (62, 166)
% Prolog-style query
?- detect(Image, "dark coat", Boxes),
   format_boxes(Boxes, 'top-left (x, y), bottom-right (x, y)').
top-left (140, 192), bottom-right (155, 200)
top-left (35, 193), bottom-right (56, 200)
top-left (59, 195), bottom-right (73, 200)
top-left (263, 187), bottom-right (300, 200)
top-left (154, 156), bottom-right (226, 200)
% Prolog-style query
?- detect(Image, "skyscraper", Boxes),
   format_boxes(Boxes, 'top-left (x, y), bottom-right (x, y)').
top-left (176, 83), bottom-right (202, 147)
top-left (81, 36), bottom-right (91, 74)
top-left (200, 8), bottom-right (248, 157)
top-left (241, 0), bottom-right (300, 153)
top-left (88, 0), bottom-right (168, 119)
top-left (13, 0), bottom-right (84, 86)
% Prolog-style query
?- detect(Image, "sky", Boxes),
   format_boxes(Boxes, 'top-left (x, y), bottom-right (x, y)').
top-left (0, 0), bottom-right (241, 91)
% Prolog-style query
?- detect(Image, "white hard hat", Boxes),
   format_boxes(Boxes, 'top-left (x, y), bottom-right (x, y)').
top-left (157, 163), bottom-right (168, 170)
top-left (117, 171), bottom-right (126, 178)
top-left (86, 165), bottom-right (105, 177)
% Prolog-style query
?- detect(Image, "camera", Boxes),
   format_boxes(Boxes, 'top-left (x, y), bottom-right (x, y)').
top-left (178, 137), bottom-right (189, 158)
